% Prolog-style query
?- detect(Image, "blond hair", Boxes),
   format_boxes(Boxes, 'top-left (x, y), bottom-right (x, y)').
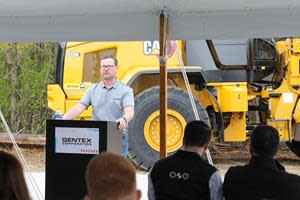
top-left (85, 152), bottom-right (136, 200)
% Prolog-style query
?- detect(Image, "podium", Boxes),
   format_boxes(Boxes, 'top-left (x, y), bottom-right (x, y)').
top-left (45, 120), bottom-right (122, 200)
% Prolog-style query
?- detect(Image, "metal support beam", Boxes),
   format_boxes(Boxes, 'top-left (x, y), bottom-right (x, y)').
top-left (159, 9), bottom-right (168, 159)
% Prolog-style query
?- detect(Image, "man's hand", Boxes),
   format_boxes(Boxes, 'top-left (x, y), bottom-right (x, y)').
top-left (116, 117), bottom-right (127, 130)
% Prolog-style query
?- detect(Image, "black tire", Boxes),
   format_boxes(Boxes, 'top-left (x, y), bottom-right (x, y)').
top-left (128, 86), bottom-right (209, 170)
top-left (286, 140), bottom-right (300, 157)
top-left (286, 123), bottom-right (300, 157)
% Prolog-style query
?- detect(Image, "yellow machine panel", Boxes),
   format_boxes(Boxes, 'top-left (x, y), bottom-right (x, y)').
top-left (270, 82), bottom-right (297, 120)
top-left (292, 39), bottom-right (300, 53)
top-left (293, 101), bottom-right (300, 123)
top-left (289, 56), bottom-right (300, 85)
top-left (63, 82), bottom-right (91, 100)
top-left (210, 83), bottom-right (248, 112)
top-left (267, 119), bottom-right (290, 141)
top-left (65, 100), bottom-right (92, 119)
top-left (224, 112), bottom-right (247, 141)
top-left (47, 84), bottom-right (66, 112)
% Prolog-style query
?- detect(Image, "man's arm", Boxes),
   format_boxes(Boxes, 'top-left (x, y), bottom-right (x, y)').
top-left (117, 86), bottom-right (134, 129)
top-left (124, 106), bottom-right (134, 122)
top-left (62, 103), bottom-right (87, 120)
top-left (116, 106), bottom-right (134, 129)
top-left (209, 171), bottom-right (223, 200)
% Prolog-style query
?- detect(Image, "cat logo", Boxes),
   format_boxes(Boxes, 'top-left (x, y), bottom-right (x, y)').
top-left (143, 41), bottom-right (175, 58)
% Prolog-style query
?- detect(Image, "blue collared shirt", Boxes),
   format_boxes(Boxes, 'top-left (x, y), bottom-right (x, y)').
top-left (80, 80), bottom-right (134, 121)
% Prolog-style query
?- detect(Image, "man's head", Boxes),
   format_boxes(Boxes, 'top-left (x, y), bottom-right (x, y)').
top-left (100, 56), bottom-right (118, 81)
top-left (250, 125), bottom-right (280, 158)
top-left (183, 120), bottom-right (211, 150)
top-left (85, 152), bottom-right (141, 200)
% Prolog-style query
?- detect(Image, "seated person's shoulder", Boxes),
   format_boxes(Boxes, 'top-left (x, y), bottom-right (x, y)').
top-left (281, 171), bottom-right (300, 183)
top-left (276, 172), bottom-right (300, 198)
top-left (153, 155), bottom-right (174, 167)
top-left (224, 165), bottom-right (251, 182)
top-left (200, 159), bottom-right (218, 171)
top-left (150, 154), bottom-right (180, 173)
top-left (226, 165), bottom-right (247, 174)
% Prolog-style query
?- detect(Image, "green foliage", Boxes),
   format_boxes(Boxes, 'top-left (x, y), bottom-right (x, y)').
top-left (0, 42), bottom-right (57, 134)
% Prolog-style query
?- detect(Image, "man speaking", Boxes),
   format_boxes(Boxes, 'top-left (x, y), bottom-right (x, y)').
top-left (63, 56), bottom-right (134, 156)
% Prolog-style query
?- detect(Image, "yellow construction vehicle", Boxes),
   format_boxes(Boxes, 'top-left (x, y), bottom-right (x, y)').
top-left (48, 38), bottom-right (300, 170)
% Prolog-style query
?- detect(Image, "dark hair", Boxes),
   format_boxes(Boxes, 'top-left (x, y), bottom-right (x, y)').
top-left (183, 120), bottom-right (211, 147)
top-left (250, 125), bottom-right (279, 158)
top-left (0, 150), bottom-right (30, 200)
top-left (100, 55), bottom-right (118, 66)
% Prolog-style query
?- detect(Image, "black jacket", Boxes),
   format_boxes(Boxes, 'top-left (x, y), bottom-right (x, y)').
top-left (223, 156), bottom-right (300, 200)
top-left (150, 150), bottom-right (217, 200)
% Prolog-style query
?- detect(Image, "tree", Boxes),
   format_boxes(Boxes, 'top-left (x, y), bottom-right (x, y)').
top-left (0, 42), bottom-right (57, 134)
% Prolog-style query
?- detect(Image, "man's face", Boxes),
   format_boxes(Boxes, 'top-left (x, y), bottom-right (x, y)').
top-left (100, 58), bottom-right (118, 81)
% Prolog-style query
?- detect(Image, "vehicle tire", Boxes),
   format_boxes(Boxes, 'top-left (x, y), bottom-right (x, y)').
top-left (286, 140), bottom-right (300, 157)
top-left (286, 123), bottom-right (300, 157)
top-left (128, 86), bottom-right (210, 170)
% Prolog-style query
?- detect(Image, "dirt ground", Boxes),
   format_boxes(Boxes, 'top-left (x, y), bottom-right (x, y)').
top-left (1, 143), bottom-right (299, 176)
top-left (213, 150), bottom-right (300, 176)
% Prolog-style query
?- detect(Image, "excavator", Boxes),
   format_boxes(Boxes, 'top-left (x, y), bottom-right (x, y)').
top-left (188, 38), bottom-right (300, 159)
top-left (48, 38), bottom-right (300, 170)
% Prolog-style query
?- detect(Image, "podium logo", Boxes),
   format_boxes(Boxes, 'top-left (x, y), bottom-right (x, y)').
top-left (62, 137), bottom-right (92, 146)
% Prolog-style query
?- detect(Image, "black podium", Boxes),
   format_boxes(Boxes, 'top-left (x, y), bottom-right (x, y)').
top-left (45, 120), bottom-right (122, 200)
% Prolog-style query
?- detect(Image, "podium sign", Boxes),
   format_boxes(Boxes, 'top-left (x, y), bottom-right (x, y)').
top-left (46, 120), bottom-right (121, 200)
top-left (55, 127), bottom-right (100, 154)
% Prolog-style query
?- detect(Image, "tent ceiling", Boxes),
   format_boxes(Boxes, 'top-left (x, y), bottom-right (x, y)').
top-left (1, 0), bottom-right (300, 41)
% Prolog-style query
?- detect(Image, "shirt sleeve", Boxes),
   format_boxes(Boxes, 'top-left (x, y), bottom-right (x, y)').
top-left (148, 173), bottom-right (156, 200)
top-left (209, 171), bottom-right (223, 200)
top-left (80, 85), bottom-right (93, 107)
top-left (122, 87), bottom-right (134, 107)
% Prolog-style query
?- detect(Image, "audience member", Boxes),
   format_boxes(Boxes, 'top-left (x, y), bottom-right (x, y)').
top-left (85, 152), bottom-right (141, 200)
top-left (0, 150), bottom-right (31, 200)
top-left (148, 120), bottom-right (222, 200)
top-left (223, 125), bottom-right (300, 200)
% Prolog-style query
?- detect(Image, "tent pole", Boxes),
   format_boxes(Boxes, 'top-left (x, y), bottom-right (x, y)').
top-left (159, 9), bottom-right (168, 159)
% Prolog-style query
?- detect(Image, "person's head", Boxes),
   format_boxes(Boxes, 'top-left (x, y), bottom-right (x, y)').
top-left (250, 125), bottom-right (280, 158)
top-left (0, 150), bottom-right (30, 200)
top-left (85, 152), bottom-right (141, 200)
top-left (183, 120), bottom-right (212, 151)
top-left (100, 56), bottom-right (118, 81)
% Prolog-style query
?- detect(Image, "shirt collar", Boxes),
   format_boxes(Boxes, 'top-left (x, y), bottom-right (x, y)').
top-left (249, 156), bottom-right (285, 171)
top-left (100, 79), bottom-right (119, 89)
top-left (176, 149), bottom-right (203, 160)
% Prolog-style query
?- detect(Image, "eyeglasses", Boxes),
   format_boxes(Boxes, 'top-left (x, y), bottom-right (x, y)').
top-left (101, 65), bottom-right (115, 69)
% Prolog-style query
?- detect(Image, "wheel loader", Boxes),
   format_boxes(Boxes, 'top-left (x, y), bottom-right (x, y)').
top-left (48, 38), bottom-right (300, 170)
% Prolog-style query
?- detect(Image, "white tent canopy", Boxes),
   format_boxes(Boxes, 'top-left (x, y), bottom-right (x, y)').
top-left (1, 0), bottom-right (300, 41)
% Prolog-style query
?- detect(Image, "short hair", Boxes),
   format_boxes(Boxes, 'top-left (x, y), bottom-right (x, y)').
top-left (85, 152), bottom-right (136, 200)
top-left (250, 125), bottom-right (279, 158)
top-left (183, 120), bottom-right (211, 147)
top-left (100, 55), bottom-right (118, 66)
top-left (0, 150), bottom-right (30, 200)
